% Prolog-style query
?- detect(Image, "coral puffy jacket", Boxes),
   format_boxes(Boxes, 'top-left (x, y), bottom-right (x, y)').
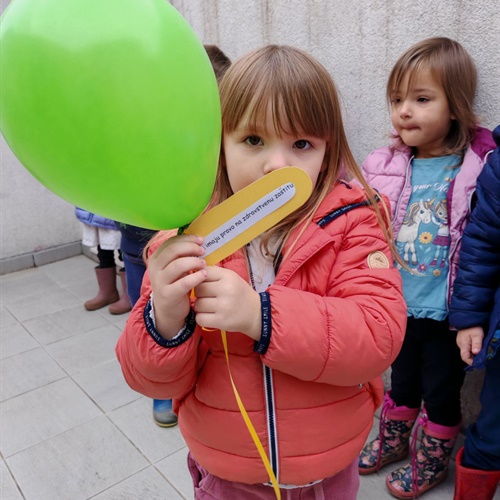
top-left (116, 181), bottom-right (406, 485)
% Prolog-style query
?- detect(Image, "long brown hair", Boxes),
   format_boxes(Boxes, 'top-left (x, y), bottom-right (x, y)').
top-left (147, 45), bottom-right (395, 260)
top-left (387, 37), bottom-right (478, 156)
top-left (212, 45), bottom-right (394, 258)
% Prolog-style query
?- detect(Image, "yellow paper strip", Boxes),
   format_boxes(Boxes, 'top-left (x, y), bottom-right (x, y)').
top-left (184, 167), bottom-right (312, 265)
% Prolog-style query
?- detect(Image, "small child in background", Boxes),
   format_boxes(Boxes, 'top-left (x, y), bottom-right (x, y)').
top-left (75, 207), bottom-right (130, 314)
top-left (449, 125), bottom-right (500, 500)
top-left (116, 44), bottom-right (406, 499)
top-left (359, 37), bottom-right (496, 498)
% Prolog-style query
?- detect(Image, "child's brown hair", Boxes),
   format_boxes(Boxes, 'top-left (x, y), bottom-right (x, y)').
top-left (148, 45), bottom-right (396, 261)
top-left (212, 45), bottom-right (395, 258)
top-left (204, 44), bottom-right (231, 83)
top-left (387, 37), bottom-right (478, 155)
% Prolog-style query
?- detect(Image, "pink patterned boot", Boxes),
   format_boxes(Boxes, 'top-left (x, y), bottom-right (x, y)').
top-left (386, 411), bottom-right (461, 498)
top-left (359, 392), bottom-right (420, 475)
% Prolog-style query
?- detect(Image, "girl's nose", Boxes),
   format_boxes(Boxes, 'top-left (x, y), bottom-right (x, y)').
top-left (399, 101), bottom-right (412, 118)
top-left (263, 148), bottom-right (289, 174)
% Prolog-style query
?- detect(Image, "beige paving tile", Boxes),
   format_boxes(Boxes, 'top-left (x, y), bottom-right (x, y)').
top-left (109, 397), bottom-right (186, 463)
top-left (1, 347), bottom-right (66, 401)
top-left (0, 267), bottom-right (57, 303)
top-left (98, 307), bottom-right (131, 329)
top-left (155, 447), bottom-right (192, 500)
top-left (93, 466), bottom-right (184, 499)
top-left (40, 255), bottom-right (96, 286)
top-left (0, 460), bottom-right (23, 500)
top-left (0, 306), bottom-right (18, 328)
top-left (4, 287), bottom-right (82, 322)
top-left (65, 274), bottom-right (106, 303)
top-left (6, 417), bottom-right (149, 500)
top-left (73, 358), bottom-right (142, 413)
top-left (0, 377), bottom-right (101, 457)
top-left (0, 320), bottom-right (39, 359)
top-left (22, 304), bottom-right (110, 345)
top-left (45, 323), bottom-right (122, 375)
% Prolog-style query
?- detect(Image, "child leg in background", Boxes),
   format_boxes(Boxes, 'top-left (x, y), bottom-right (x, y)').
top-left (122, 249), bottom-right (177, 427)
top-left (454, 349), bottom-right (500, 500)
top-left (358, 391), bottom-right (419, 475)
top-left (84, 245), bottom-right (120, 311)
top-left (80, 216), bottom-right (131, 313)
top-left (385, 318), bottom-right (465, 498)
top-left (108, 263), bottom-right (132, 315)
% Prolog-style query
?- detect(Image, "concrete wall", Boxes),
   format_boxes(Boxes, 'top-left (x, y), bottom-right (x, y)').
top-left (171, 0), bottom-right (499, 165)
top-left (1, 0), bottom-right (498, 273)
top-left (0, 134), bottom-right (82, 273)
top-left (1, 0), bottom-right (82, 273)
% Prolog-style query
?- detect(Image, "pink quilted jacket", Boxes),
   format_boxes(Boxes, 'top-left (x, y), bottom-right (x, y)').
top-left (362, 127), bottom-right (495, 304)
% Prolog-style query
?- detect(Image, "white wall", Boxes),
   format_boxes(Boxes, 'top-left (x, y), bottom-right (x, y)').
top-left (1, 0), bottom-right (498, 265)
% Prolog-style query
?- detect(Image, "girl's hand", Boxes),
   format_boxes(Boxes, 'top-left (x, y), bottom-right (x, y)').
top-left (148, 234), bottom-right (207, 339)
top-left (456, 326), bottom-right (484, 365)
top-left (194, 267), bottom-right (262, 340)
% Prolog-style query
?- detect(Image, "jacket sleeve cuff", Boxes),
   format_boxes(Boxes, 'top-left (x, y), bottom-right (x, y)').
top-left (143, 297), bottom-right (196, 348)
top-left (253, 292), bottom-right (272, 355)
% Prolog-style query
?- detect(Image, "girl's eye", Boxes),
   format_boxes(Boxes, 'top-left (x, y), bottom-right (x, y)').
top-left (417, 97), bottom-right (430, 103)
top-left (294, 139), bottom-right (312, 150)
top-left (391, 97), bottom-right (401, 104)
top-left (244, 135), bottom-right (262, 146)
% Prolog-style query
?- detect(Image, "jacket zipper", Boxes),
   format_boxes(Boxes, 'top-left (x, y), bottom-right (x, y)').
top-left (245, 245), bottom-right (280, 481)
top-left (263, 364), bottom-right (279, 482)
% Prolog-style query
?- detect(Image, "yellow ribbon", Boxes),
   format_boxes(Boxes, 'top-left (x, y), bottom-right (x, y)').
top-left (221, 330), bottom-right (281, 499)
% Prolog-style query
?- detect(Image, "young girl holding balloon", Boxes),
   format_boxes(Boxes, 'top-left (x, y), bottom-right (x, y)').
top-left (116, 45), bottom-right (407, 499)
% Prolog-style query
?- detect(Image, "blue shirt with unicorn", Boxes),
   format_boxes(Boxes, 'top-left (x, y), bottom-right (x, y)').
top-left (397, 155), bottom-right (461, 320)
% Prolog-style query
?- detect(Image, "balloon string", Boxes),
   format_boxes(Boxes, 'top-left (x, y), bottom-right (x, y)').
top-left (220, 330), bottom-right (281, 500)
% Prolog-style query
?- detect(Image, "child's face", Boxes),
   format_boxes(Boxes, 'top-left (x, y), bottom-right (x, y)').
top-left (390, 68), bottom-right (454, 158)
top-left (223, 106), bottom-right (326, 194)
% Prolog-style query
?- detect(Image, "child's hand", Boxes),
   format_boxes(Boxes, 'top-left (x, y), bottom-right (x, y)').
top-left (148, 234), bottom-right (207, 339)
top-left (456, 326), bottom-right (484, 365)
top-left (194, 267), bottom-right (262, 341)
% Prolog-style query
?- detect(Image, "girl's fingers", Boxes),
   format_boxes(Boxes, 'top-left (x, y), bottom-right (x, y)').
top-left (174, 268), bottom-right (208, 296)
top-left (162, 256), bottom-right (206, 284)
top-left (193, 297), bottom-right (218, 314)
top-left (151, 235), bottom-right (205, 269)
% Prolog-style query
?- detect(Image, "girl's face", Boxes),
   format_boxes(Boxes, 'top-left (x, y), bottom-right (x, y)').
top-left (223, 106), bottom-right (327, 194)
top-left (390, 67), bottom-right (455, 158)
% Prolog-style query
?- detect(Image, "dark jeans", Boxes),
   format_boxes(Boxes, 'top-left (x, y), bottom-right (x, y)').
top-left (390, 317), bottom-right (466, 426)
top-left (121, 251), bottom-right (146, 307)
top-left (122, 250), bottom-right (171, 408)
top-left (463, 352), bottom-right (500, 470)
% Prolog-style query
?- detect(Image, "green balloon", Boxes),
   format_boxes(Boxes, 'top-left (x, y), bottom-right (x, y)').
top-left (0, 0), bottom-right (221, 229)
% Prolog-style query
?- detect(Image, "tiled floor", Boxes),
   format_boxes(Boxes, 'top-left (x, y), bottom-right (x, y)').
top-left (0, 255), bottom-right (494, 499)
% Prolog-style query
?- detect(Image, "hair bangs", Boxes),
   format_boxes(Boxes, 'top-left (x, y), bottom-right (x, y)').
top-left (221, 46), bottom-right (331, 140)
top-left (388, 56), bottom-right (438, 103)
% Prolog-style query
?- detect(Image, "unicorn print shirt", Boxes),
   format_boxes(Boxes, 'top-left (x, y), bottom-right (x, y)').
top-left (398, 155), bottom-right (461, 320)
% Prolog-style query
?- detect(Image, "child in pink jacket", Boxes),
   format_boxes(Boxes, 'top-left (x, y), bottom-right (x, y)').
top-left (359, 37), bottom-right (495, 498)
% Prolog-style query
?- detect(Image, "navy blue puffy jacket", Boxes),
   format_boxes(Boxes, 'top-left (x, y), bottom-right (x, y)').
top-left (449, 125), bottom-right (500, 368)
